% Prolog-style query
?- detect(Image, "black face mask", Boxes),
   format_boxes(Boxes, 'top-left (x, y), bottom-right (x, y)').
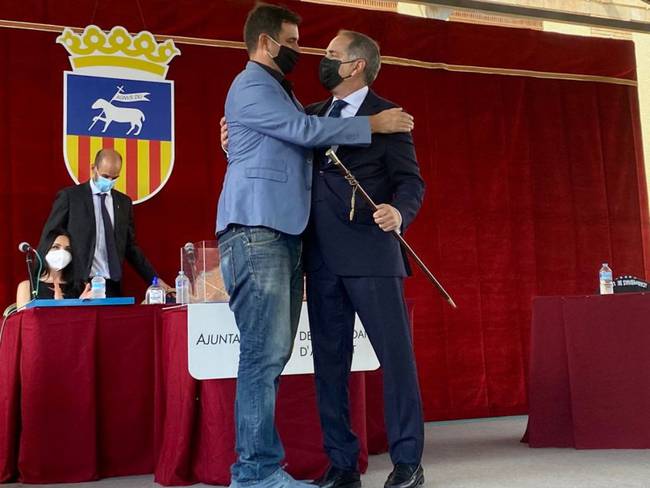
top-left (268, 36), bottom-right (300, 75)
top-left (319, 56), bottom-right (357, 91)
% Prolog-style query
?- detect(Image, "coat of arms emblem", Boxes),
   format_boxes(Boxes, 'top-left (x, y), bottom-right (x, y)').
top-left (57, 25), bottom-right (180, 203)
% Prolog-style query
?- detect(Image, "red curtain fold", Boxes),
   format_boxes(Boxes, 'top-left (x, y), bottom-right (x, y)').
top-left (0, 0), bottom-right (648, 421)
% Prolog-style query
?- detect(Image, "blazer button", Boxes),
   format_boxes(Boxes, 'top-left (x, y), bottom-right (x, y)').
top-left (319, 170), bottom-right (324, 175)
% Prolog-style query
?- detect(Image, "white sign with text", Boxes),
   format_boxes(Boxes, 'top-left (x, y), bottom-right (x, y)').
top-left (187, 302), bottom-right (380, 380)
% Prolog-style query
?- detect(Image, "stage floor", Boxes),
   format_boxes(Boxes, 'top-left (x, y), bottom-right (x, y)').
top-left (5, 417), bottom-right (649, 488)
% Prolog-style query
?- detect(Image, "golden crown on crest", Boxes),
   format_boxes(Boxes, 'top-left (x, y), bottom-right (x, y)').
top-left (56, 25), bottom-right (180, 78)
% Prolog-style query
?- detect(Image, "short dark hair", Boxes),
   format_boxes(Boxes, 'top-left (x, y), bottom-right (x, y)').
top-left (339, 30), bottom-right (381, 85)
top-left (244, 3), bottom-right (301, 54)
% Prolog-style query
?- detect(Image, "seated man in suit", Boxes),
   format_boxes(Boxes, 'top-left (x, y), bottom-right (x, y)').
top-left (305, 31), bottom-right (426, 488)
top-left (38, 148), bottom-right (168, 297)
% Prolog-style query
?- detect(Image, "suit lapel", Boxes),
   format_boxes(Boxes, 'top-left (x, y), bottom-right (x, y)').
top-left (83, 181), bottom-right (96, 228)
top-left (111, 190), bottom-right (122, 237)
top-left (291, 92), bottom-right (305, 112)
top-left (82, 181), bottom-right (97, 275)
top-left (353, 89), bottom-right (381, 117)
top-left (247, 61), bottom-right (304, 112)
top-left (317, 98), bottom-right (333, 117)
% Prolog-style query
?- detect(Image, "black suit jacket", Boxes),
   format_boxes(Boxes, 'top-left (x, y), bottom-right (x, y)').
top-left (38, 181), bottom-right (156, 284)
top-left (305, 89), bottom-right (425, 277)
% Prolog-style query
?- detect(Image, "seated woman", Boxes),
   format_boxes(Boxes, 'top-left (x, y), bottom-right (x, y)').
top-left (15, 230), bottom-right (91, 308)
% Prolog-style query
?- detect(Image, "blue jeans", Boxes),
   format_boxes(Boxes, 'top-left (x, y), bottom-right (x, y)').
top-left (218, 226), bottom-right (304, 483)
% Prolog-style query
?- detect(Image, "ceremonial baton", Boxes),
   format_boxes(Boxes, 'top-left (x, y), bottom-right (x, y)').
top-left (325, 148), bottom-right (457, 309)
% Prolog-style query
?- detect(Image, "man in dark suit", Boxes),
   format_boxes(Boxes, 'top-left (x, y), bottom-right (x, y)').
top-left (306, 31), bottom-right (426, 488)
top-left (38, 148), bottom-right (166, 296)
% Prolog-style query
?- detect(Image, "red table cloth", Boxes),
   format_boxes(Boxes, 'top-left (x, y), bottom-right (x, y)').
top-left (0, 305), bottom-right (380, 484)
top-left (0, 305), bottom-right (159, 483)
top-left (524, 293), bottom-right (650, 448)
top-left (153, 308), bottom-right (370, 486)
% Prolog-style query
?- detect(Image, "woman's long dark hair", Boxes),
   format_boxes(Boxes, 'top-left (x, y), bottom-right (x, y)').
top-left (35, 228), bottom-right (82, 294)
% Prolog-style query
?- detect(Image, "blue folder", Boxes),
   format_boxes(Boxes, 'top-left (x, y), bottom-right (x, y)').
top-left (23, 297), bottom-right (135, 308)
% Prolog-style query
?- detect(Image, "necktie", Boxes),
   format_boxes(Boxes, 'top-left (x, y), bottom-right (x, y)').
top-left (328, 99), bottom-right (348, 118)
top-left (317, 99), bottom-right (349, 168)
top-left (99, 193), bottom-right (122, 281)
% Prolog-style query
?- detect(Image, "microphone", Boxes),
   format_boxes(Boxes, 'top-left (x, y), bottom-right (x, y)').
top-left (18, 242), bottom-right (33, 253)
top-left (18, 241), bottom-right (40, 300)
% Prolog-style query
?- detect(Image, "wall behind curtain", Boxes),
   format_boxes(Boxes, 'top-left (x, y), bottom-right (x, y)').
top-left (0, 0), bottom-right (648, 420)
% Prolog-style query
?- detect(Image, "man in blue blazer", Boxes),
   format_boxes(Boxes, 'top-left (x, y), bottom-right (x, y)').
top-left (216, 5), bottom-right (415, 488)
top-left (305, 32), bottom-right (426, 488)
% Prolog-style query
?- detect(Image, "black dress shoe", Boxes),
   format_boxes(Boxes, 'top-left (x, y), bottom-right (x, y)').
top-left (314, 465), bottom-right (361, 488)
top-left (384, 464), bottom-right (424, 488)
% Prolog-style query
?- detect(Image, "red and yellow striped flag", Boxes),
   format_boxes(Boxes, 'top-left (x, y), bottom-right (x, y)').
top-left (66, 135), bottom-right (172, 203)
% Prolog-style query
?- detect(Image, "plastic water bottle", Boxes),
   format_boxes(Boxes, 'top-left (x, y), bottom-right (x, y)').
top-left (91, 275), bottom-right (106, 299)
top-left (145, 276), bottom-right (165, 304)
top-left (599, 263), bottom-right (614, 295)
top-left (175, 270), bottom-right (190, 304)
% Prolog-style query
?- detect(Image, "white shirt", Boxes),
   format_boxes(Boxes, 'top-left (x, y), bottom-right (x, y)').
top-left (89, 179), bottom-right (115, 279)
top-left (327, 85), bottom-right (369, 119)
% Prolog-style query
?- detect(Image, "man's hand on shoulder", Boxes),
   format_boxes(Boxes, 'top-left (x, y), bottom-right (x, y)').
top-left (369, 108), bottom-right (414, 134)
top-left (373, 203), bottom-right (402, 232)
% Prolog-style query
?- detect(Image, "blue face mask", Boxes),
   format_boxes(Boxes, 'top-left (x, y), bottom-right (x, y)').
top-left (95, 175), bottom-right (116, 193)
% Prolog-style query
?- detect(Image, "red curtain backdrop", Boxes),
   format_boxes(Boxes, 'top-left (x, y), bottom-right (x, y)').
top-left (0, 0), bottom-right (648, 421)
